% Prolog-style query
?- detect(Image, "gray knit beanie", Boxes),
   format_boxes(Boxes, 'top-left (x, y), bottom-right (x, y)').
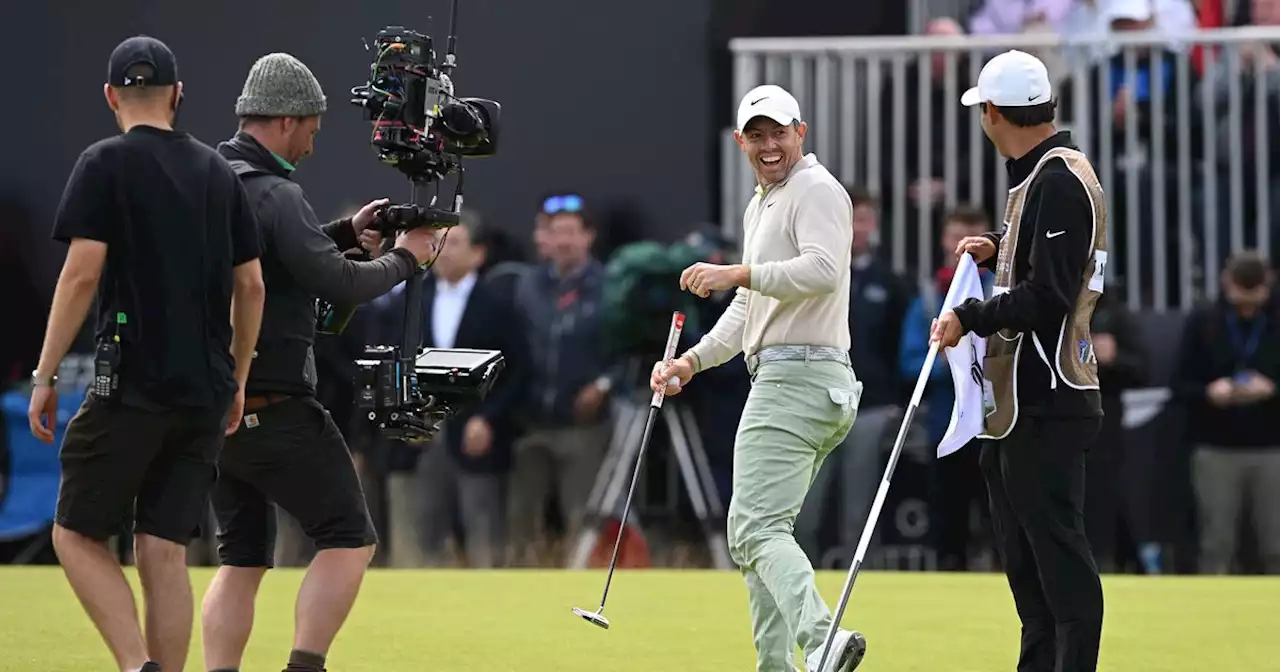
top-left (235, 53), bottom-right (327, 117)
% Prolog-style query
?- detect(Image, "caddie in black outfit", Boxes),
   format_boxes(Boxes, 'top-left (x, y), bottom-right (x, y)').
top-left (932, 50), bottom-right (1107, 672)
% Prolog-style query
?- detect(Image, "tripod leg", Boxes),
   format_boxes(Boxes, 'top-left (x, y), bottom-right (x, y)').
top-left (671, 405), bottom-right (733, 568)
top-left (661, 405), bottom-right (710, 516)
top-left (602, 401), bottom-right (650, 519)
top-left (677, 404), bottom-right (726, 516)
top-left (582, 400), bottom-right (638, 515)
top-left (568, 399), bottom-right (648, 568)
top-left (570, 404), bottom-right (636, 569)
top-left (662, 405), bottom-right (734, 570)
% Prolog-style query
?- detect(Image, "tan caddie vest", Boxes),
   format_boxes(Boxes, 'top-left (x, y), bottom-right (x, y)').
top-left (979, 147), bottom-right (1108, 440)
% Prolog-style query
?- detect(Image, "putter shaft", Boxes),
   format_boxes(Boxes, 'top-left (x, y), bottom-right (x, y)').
top-left (574, 311), bottom-right (685, 629)
top-left (595, 404), bottom-right (660, 611)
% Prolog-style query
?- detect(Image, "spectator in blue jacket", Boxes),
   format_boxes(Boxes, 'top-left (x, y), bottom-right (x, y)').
top-left (507, 195), bottom-right (618, 565)
top-left (899, 205), bottom-right (994, 570)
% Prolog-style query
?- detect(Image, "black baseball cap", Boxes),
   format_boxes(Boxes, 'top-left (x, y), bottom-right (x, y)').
top-left (107, 36), bottom-right (178, 87)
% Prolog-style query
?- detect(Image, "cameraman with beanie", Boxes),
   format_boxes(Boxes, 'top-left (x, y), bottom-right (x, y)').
top-left (201, 52), bottom-right (437, 672)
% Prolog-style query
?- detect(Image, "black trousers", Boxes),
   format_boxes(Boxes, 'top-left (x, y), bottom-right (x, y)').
top-left (932, 439), bottom-right (987, 570)
top-left (1083, 394), bottom-right (1125, 572)
top-left (981, 415), bottom-right (1104, 672)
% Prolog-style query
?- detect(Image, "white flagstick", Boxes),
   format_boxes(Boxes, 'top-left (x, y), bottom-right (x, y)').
top-left (815, 252), bottom-right (974, 668)
top-left (814, 339), bottom-right (941, 671)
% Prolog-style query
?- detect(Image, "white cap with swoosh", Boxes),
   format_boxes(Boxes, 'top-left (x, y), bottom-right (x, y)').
top-left (960, 50), bottom-right (1053, 108)
top-left (736, 84), bottom-right (803, 132)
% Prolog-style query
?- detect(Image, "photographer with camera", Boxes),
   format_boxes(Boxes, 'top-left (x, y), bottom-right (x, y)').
top-left (28, 36), bottom-right (265, 672)
top-left (200, 53), bottom-right (437, 672)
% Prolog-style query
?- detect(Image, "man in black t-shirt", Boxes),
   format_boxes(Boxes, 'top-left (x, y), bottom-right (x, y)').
top-left (27, 36), bottom-right (265, 672)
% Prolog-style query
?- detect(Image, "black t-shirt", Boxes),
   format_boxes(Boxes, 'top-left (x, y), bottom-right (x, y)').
top-left (52, 125), bottom-right (261, 409)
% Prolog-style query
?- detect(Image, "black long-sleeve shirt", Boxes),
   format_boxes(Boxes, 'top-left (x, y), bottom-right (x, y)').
top-left (217, 132), bottom-right (418, 396)
top-left (954, 132), bottom-right (1103, 417)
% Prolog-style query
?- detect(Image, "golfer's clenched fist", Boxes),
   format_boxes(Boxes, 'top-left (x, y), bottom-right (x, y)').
top-left (649, 354), bottom-right (696, 396)
top-left (680, 262), bottom-right (749, 298)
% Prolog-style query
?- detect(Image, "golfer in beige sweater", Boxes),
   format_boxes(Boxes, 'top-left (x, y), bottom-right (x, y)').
top-left (650, 84), bottom-right (867, 672)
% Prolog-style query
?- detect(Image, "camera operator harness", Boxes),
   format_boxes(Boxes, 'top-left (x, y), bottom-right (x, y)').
top-left (318, 4), bottom-right (506, 445)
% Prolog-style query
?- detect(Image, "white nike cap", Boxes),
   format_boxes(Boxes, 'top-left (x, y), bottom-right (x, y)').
top-left (960, 50), bottom-right (1053, 108)
top-left (1103, 0), bottom-right (1154, 23)
top-left (736, 84), bottom-right (802, 132)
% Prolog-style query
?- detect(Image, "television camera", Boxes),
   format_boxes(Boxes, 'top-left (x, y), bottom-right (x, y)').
top-left (324, 2), bottom-right (505, 444)
top-left (350, 9), bottom-right (500, 189)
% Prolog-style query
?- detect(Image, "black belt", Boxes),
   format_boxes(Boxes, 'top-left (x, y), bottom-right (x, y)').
top-left (243, 393), bottom-right (294, 412)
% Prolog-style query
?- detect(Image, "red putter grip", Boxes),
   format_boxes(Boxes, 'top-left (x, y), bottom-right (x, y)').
top-left (651, 312), bottom-right (686, 407)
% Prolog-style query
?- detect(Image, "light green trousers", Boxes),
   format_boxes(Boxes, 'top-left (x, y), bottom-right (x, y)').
top-left (728, 358), bottom-right (862, 672)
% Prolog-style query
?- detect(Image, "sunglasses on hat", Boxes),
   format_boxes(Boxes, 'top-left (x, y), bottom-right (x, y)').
top-left (542, 194), bottom-right (584, 215)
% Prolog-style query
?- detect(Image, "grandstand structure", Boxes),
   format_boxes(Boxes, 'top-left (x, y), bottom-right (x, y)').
top-left (724, 25), bottom-right (1280, 313)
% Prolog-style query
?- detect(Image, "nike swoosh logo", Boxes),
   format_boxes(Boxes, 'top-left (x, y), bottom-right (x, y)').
top-left (751, 97), bottom-right (768, 105)
top-left (1046, 230), bottom-right (1066, 239)
top-left (1028, 95), bottom-right (1038, 102)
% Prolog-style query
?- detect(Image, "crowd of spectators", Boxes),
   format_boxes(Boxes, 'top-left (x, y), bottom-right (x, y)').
top-left (889, 0), bottom-right (1280, 306)
top-left (260, 186), bottom-right (1278, 576)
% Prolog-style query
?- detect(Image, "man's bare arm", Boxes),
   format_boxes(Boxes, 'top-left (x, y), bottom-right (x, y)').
top-left (34, 239), bottom-right (107, 380)
top-left (229, 259), bottom-right (266, 390)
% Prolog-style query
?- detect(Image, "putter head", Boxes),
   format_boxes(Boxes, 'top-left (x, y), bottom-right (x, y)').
top-left (572, 606), bottom-right (610, 629)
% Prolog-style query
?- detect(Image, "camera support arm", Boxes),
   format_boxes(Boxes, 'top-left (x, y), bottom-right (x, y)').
top-left (398, 263), bottom-right (426, 408)
top-left (389, 166), bottom-right (466, 407)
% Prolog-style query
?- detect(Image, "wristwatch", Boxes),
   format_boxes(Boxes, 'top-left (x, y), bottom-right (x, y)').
top-left (31, 370), bottom-right (57, 387)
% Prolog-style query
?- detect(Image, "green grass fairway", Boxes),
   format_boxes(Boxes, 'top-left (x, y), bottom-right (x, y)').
top-left (1, 568), bottom-right (1275, 671)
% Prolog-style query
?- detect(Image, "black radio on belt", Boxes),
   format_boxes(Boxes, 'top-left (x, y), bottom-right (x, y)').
top-left (93, 312), bottom-right (126, 400)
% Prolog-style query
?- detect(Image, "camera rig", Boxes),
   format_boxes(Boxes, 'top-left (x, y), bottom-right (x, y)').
top-left (336, 3), bottom-right (505, 444)
top-left (355, 346), bottom-right (504, 445)
top-left (348, 201), bottom-right (504, 445)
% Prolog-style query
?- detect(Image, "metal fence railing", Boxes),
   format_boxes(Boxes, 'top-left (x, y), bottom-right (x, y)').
top-left (724, 27), bottom-right (1280, 311)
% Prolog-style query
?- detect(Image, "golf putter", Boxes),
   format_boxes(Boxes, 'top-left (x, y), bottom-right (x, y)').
top-left (814, 340), bottom-right (940, 671)
top-left (573, 311), bottom-right (686, 630)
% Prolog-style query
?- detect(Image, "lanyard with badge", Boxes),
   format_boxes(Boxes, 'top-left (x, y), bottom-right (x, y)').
top-left (1226, 312), bottom-right (1266, 383)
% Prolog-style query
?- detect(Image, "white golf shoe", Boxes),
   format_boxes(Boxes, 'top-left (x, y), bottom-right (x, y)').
top-left (806, 628), bottom-right (867, 672)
